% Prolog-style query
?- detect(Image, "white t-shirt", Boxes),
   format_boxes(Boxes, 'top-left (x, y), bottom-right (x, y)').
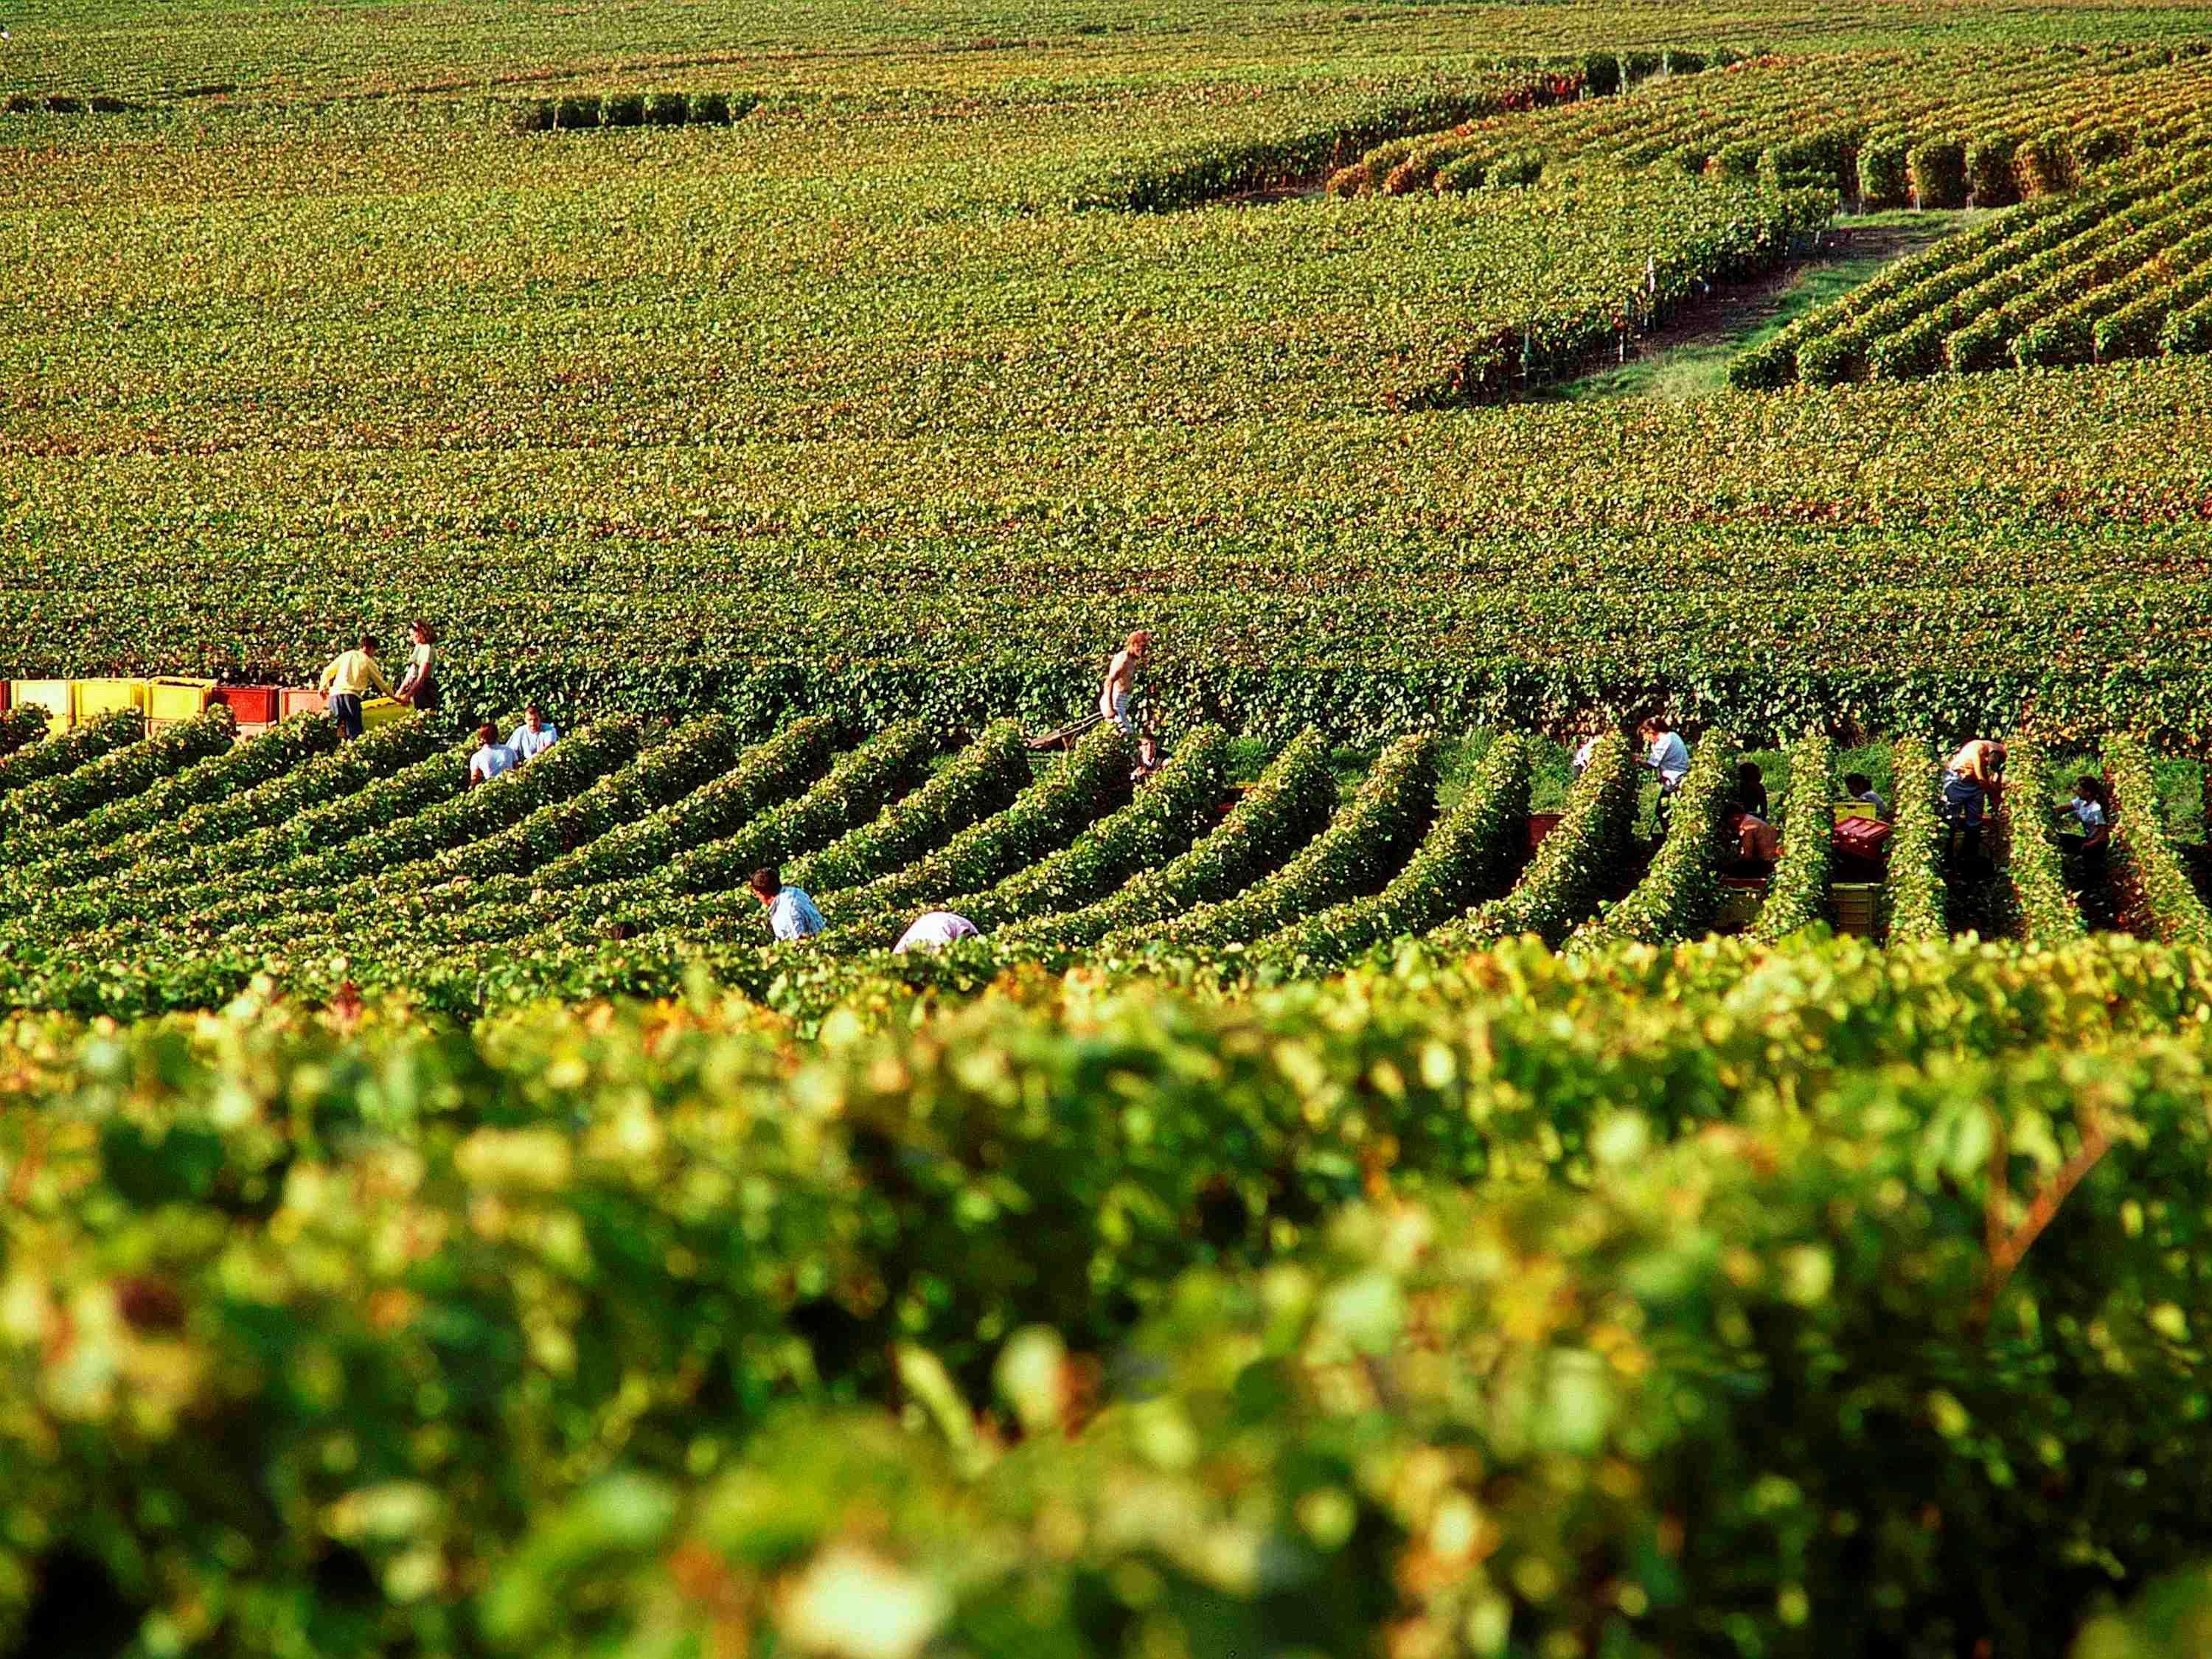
top-left (509, 721), bottom-right (559, 762)
top-left (894, 911), bottom-right (979, 954)
top-left (2066, 798), bottom-right (2107, 832)
top-left (470, 742), bottom-right (517, 784)
top-left (1571, 737), bottom-right (1599, 775)
top-left (1646, 732), bottom-right (1690, 787)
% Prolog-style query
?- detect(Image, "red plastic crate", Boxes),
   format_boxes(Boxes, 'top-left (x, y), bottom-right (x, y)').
top-left (1527, 811), bottom-right (1565, 852)
top-left (214, 685), bottom-right (280, 725)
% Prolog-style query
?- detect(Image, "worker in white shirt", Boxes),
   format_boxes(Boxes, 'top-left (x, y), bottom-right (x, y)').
top-left (894, 911), bottom-right (979, 953)
top-left (2056, 775), bottom-right (2111, 858)
top-left (508, 703), bottom-right (559, 762)
top-left (318, 634), bottom-right (392, 740)
top-left (467, 723), bottom-right (517, 787)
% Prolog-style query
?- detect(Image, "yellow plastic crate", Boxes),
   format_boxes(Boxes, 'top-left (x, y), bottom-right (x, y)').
top-left (74, 678), bottom-right (150, 720)
top-left (361, 697), bottom-right (408, 730)
top-left (147, 676), bottom-right (215, 722)
top-left (1833, 882), bottom-right (1882, 938)
top-left (1833, 801), bottom-right (1879, 823)
top-left (10, 679), bottom-right (72, 733)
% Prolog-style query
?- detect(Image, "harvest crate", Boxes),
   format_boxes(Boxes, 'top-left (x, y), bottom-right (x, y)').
top-left (1527, 811), bottom-right (1565, 852)
top-left (10, 680), bottom-right (72, 732)
top-left (147, 677), bottom-right (215, 722)
top-left (361, 697), bottom-right (407, 730)
top-left (1833, 883), bottom-right (1881, 939)
top-left (75, 678), bottom-right (150, 720)
top-left (213, 685), bottom-right (281, 726)
top-left (282, 688), bottom-right (327, 719)
top-left (1716, 874), bottom-right (1767, 933)
top-left (0, 681), bottom-right (9, 713)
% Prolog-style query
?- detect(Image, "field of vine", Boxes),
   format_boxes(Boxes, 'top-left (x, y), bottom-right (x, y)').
top-left (15, 0), bottom-right (2212, 1652)
top-left (0, 700), bottom-right (2199, 1021)
top-left (10, 8), bottom-right (2212, 734)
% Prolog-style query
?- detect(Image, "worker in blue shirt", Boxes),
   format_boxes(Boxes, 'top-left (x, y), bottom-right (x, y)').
top-left (749, 866), bottom-right (825, 941)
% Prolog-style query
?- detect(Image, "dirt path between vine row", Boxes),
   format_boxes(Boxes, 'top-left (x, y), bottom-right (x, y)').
top-left (1535, 210), bottom-right (1978, 400)
top-left (1634, 217), bottom-right (1956, 358)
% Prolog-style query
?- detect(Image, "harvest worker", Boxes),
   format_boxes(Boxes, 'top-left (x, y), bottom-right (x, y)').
top-left (1844, 771), bottom-right (1890, 821)
top-left (467, 723), bottom-right (516, 787)
top-left (1099, 630), bottom-right (1152, 737)
top-left (1733, 761), bottom-right (1768, 821)
top-left (508, 703), bottom-right (559, 762)
top-left (750, 866), bottom-right (824, 942)
top-left (318, 633), bottom-right (392, 741)
top-left (894, 911), bottom-right (979, 954)
top-left (392, 620), bottom-right (441, 717)
top-left (1637, 717), bottom-right (1691, 795)
top-left (2056, 774), bottom-right (2112, 857)
top-left (1941, 737), bottom-right (2006, 861)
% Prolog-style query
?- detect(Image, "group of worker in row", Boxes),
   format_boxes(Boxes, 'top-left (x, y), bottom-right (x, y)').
top-left (313, 625), bottom-right (2118, 950)
top-left (318, 628), bottom-right (559, 784)
top-left (1573, 722), bottom-right (2112, 869)
top-left (743, 634), bottom-right (1167, 951)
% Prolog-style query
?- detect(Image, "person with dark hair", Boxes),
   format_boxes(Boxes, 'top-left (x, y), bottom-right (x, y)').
top-left (467, 723), bottom-right (516, 787)
top-left (750, 866), bottom-right (824, 942)
top-left (1843, 771), bottom-right (1889, 821)
top-left (1733, 760), bottom-right (1768, 821)
top-left (508, 702), bottom-right (559, 762)
top-left (1637, 716), bottom-right (1690, 792)
top-left (317, 633), bottom-right (390, 740)
top-left (394, 620), bottom-right (441, 715)
top-left (2057, 774), bottom-right (2112, 857)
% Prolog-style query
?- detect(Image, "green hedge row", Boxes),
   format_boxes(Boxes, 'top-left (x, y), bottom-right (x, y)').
top-left (1001, 728), bottom-right (1335, 953)
top-left (1444, 731), bottom-right (1638, 950)
top-left (1750, 730), bottom-right (1836, 942)
top-left (1249, 731), bottom-right (1531, 972)
top-left (1571, 731), bottom-right (1736, 949)
top-left (4, 936), bottom-right (2210, 1652)
top-left (1105, 730), bottom-right (1436, 954)
top-left (502, 90), bottom-right (759, 133)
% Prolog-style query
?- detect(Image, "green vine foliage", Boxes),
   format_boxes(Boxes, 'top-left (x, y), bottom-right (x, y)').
top-left (1572, 731), bottom-right (1738, 950)
top-left (999, 728), bottom-right (1335, 953)
top-left (2107, 734), bottom-right (2212, 945)
top-left (1997, 737), bottom-right (2089, 945)
top-left (1750, 730), bottom-right (1836, 942)
top-left (1444, 731), bottom-right (1638, 950)
top-left (3, 935), bottom-right (2211, 1653)
top-left (1251, 731), bottom-right (1531, 973)
top-left (1102, 730), bottom-right (1437, 955)
top-left (1885, 737), bottom-right (1951, 945)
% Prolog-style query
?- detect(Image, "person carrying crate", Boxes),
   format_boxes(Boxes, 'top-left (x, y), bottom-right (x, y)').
top-left (1941, 738), bottom-right (2006, 866)
top-left (318, 634), bottom-right (392, 741)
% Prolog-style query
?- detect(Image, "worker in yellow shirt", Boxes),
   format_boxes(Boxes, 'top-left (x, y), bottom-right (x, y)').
top-left (318, 633), bottom-right (392, 740)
